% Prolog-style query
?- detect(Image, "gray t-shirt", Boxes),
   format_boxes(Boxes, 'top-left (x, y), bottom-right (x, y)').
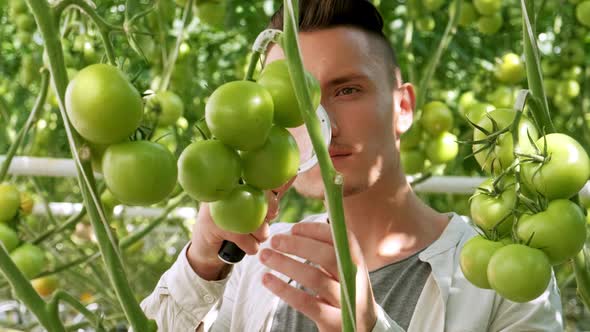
top-left (270, 249), bottom-right (431, 331)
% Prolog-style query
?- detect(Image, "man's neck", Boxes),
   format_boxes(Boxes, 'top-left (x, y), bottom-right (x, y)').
top-left (336, 168), bottom-right (450, 272)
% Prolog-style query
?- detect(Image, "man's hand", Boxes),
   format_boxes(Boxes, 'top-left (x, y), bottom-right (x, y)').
top-left (259, 221), bottom-right (378, 332)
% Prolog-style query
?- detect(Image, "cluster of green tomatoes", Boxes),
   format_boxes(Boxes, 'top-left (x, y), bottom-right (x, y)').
top-left (0, 183), bottom-right (59, 297)
top-left (459, 107), bottom-right (590, 303)
top-left (177, 59), bottom-right (321, 233)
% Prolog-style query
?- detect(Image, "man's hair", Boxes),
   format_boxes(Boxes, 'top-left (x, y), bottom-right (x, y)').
top-left (268, 0), bottom-right (398, 74)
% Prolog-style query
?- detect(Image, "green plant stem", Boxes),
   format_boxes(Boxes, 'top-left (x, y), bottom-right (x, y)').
top-left (53, 0), bottom-right (118, 65)
top-left (245, 52), bottom-right (261, 81)
top-left (282, 0), bottom-right (356, 330)
top-left (574, 249), bottom-right (590, 309)
top-left (32, 206), bottom-right (87, 245)
top-left (521, 0), bottom-right (554, 133)
top-left (0, 70), bottom-right (49, 183)
top-left (0, 245), bottom-right (65, 332)
top-left (415, 0), bottom-right (462, 112)
top-left (160, 0), bottom-right (194, 91)
top-left (119, 193), bottom-right (187, 249)
top-left (26, 1), bottom-right (153, 330)
top-left (48, 291), bottom-right (106, 332)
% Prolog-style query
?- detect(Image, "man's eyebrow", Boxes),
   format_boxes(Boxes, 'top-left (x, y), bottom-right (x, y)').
top-left (325, 73), bottom-right (370, 87)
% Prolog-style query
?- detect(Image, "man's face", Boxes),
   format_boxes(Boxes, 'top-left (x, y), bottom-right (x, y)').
top-left (266, 27), bottom-right (410, 199)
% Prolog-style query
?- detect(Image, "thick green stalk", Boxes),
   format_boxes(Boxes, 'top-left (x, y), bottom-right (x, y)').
top-left (25, 1), bottom-right (153, 330)
top-left (0, 245), bottom-right (65, 332)
top-left (574, 250), bottom-right (590, 309)
top-left (414, 0), bottom-right (462, 112)
top-left (282, 0), bottom-right (356, 330)
top-left (520, 0), bottom-right (554, 133)
top-left (48, 291), bottom-right (106, 332)
top-left (0, 70), bottom-right (49, 183)
top-left (160, 0), bottom-right (194, 91)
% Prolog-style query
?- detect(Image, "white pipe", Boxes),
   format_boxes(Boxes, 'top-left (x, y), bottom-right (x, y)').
top-left (0, 155), bottom-right (101, 178)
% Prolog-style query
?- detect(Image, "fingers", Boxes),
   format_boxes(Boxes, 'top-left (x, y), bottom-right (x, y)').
top-left (265, 190), bottom-right (280, 222)
top-left (260, 248), bottom-right (341, 307)
top-left (291, 221), bottom-right (333, 245)
top-left (269, 233), bottom-right (339, 279)
top-left (261, 272), bottom-right (340, 324)
top-left (252, 222), bottom-right (270, 243)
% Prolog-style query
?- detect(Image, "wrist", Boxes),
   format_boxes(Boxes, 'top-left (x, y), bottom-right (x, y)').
top-left (186, 242), bottom-right (231, 281)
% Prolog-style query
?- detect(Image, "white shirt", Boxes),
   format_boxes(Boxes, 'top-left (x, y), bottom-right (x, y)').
top-left (140, 213), bottom-right (564, 331)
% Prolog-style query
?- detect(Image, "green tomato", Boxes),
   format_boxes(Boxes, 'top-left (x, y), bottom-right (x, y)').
top-left (487, 244), bottom-right (551, 303)
top-left (576, 1), bottom-right (590, 27)
top-left (11, 244), bottom-right (47, 279)
top-left (458, 91), bottom-right (479, 116)
top-left (148, 91), bottom-right (185, 126)
top-left (521, 133), bottom-right (590, 200)
top-left (88, 142), bottom-right (109, 174)
top-left (178, 140), bottom-right (241, 202)
top-left (420, 101), bottom-right (453, 135)
top-left (556, 80), bottom-right (581, 99)
top-left (66, 64), bottom-right (143, 144)
top-left (425, 132), bottom-right (458, 164)
top-left (0, 223), bottom-right (19, 252)
top-left (460, 235), bottom-right (504, 289)
top-left (0, 184), bottom-right (20, 223)
top-left (257, 59), bottom-right (321, 128)
top-left (15, 14), bottom-right (35, 31)
top-left (423, 0), bottom-right (446, 12)
top-left (205, 81), bottom-right (274, 151)
top-left (486, 86), bottom-right (514, 109)
top-left (400, 150), bottom-right (426, 174)
top-left (544, 79), bottom-right (559, 97)
top-left (102, 141), bottom-right (177, 206)
top-left (473, 109), bottom-right (538, 174)
top-left (210, 185), bottom-right (268, 234)
top-left (416, 16), bottom-right (436, 32)
top-left (241, 126), bottom-right (300, 190)
top-left (100, 189), bottom-right (120, 212)
top-left (470, 177), bottom-right (516, 236)
top-left (495, 53), bottom-right (526, 84)
top-left (400, 124), bottom-right (423, 150)
top-left (457, 2), bottom-right (479, 27)
top-left (477, 12), bottom-right (503, 35)
top-left (464, 102), bottom-right (495, 124)
top-left (474, 0), bottom-right (502, 15)
top-left (517, 199), bottom-right (586, 265)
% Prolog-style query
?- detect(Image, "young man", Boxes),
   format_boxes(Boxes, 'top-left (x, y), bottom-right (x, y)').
top-left (141, 1), bottom-right (563, 331)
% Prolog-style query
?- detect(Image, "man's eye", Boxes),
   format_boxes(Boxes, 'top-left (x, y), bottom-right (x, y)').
top-left (336, 87), bottom-right (359, 96)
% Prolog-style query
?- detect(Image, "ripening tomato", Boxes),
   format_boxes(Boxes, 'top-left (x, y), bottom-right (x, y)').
top-left (257, 59), bottom-right (321, 128)
top-left (19, 192), bottom-right (34, 216)
top-left (474, 0), bottom-right (502, 15)
top-left (210, 185), bottom-right (268, 234)
top-left (420, 101), bottom-right (453, 136)
top-left (473, 109), bottom-right (538, 174)
top-left (460, 235), bottom-right (504, 289)
top-left (425, 132), bottom-right (458, 164)
top-left (65, 64), bottom-right (143, 144)
top-left (470, 177), bottom-right (516, 237)
top-left (400, 124), bottom-right (423, 150)
top-left (517, 199), bottom-right (586, 265)
top-left (487, 244), bottom-right (551, 303)
top-left (464, 102), bottom-right (496, 124)
top-left (11, 243), bottom-right (47, 279)
top-left (400, 150), bottom-right (426, 174)
top-left (32, 275), bottom-right (59, 297)
top-left (576, 1), bottom-right (590, 27)
top-left (205, 81), bottom-right (274, 151)
top-left (0, 184), bottom-right (20, 223)
top-left (147, 91), bottom-right (185, 126)
top-left (486, 86), bottom-right (515, 109)
top-left (178, 140), bottom-right (241, 202)
top-left (477, 13), bottom-right (503, 35)
top-left (0, 223), bottom-right (19, 252)
top-left (241, 126), bottom-right (300, 190)
top-left (521, 133), bottom-right (590, 200)
top-left (102, 141), bottom-right (177, 206)
top-left (495, 53), bottom-right (526, 84)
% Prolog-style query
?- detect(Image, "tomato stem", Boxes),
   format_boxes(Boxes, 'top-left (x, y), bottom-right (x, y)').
top-left (0, 70), bottom-right (49, 183)
top-left (245, 51), bottom-right (262, 81)
top-left (414, 0), bottom-right (462, 112)
top-left (159, 0), bottom-right (194, 91)
top-left (48, 290), bottom-right (106, 332)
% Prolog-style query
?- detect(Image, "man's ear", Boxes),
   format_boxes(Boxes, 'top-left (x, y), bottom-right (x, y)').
top-left (394, 83), bottom-right (415, 137)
